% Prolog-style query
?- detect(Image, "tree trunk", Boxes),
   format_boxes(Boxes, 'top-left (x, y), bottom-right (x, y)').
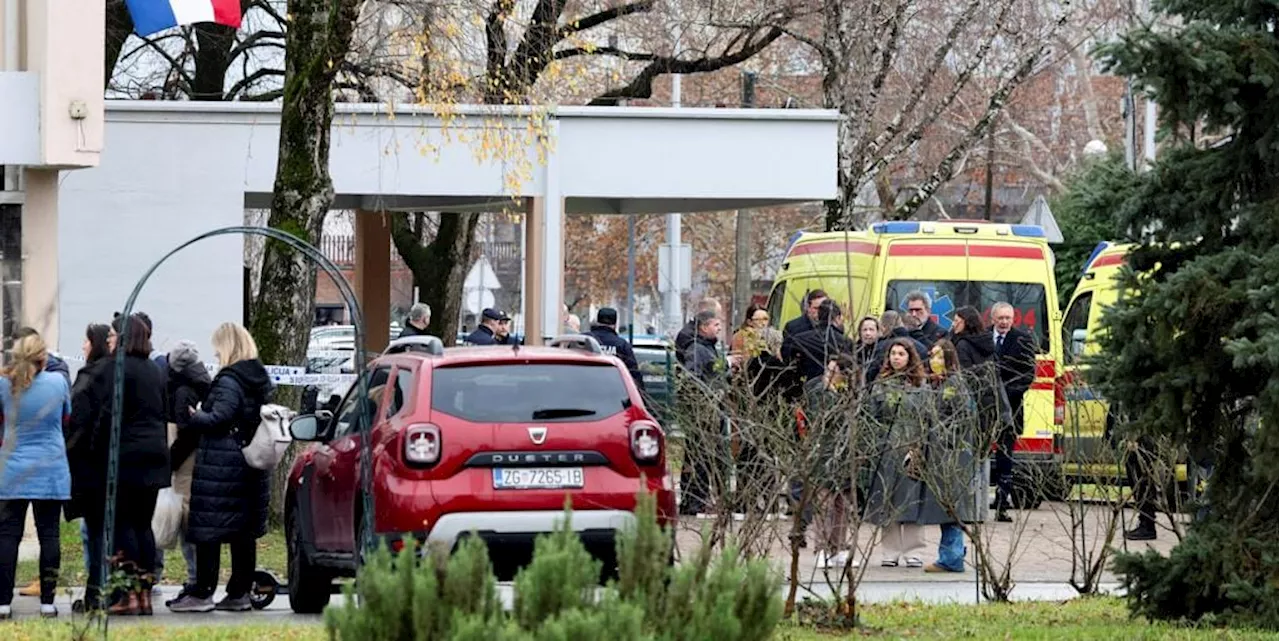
top-left (104, 0), bottom-right (133, 89)
top-left (249, 0), bottom-right (360, 521)
top-left (192, 21), bottom-right (238, 100)
top-left (732, 210), bottom-right (751, 329)
top-left (390, 212), bottom-right (481, 346)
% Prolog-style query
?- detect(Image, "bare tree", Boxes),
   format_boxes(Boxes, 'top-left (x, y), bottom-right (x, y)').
top-left (771, 0), bottom-right (1072, 229)
top-left (379, 0), bottom-right (799, 343)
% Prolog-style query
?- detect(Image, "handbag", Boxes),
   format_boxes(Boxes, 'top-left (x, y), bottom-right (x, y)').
top-left (151, 487), bottom-right (184, 550)
top-left (241, 404), bottom-right (295, 471)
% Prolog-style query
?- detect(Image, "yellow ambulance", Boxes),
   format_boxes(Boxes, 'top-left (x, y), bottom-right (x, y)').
top-left (767, 221), bottom-right (1065, 507)
top-left (1060, 242), bottom-right (1193, 497)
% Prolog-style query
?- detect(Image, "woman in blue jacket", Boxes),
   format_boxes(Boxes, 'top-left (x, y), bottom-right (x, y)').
top-left (0, 333), bottom-right (72, 619)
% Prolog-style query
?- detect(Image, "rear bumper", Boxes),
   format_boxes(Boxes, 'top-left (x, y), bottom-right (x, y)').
top-left (427, 509), bottom-right (636, 548)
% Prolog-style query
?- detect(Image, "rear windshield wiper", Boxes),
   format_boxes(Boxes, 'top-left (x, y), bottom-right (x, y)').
top-left (532, 408), bottom-right (598, 419)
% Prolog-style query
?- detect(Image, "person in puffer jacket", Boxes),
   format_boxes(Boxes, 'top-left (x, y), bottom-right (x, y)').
top-left (167, 323), bottom-right (272, 614)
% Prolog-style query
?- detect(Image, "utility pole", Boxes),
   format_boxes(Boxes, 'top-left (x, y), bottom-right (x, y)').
top-left (983, 122), bottom-right (995, 220)
top-left (732, 71), bottom-right (756, 329)
top-left (662, 30), bottom-right (684, 334)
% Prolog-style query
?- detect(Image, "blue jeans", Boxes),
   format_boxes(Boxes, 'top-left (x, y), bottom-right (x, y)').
top-left (937, 524), bottom-right (966, 572)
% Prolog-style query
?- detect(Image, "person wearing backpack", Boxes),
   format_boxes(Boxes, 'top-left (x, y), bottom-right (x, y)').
top-left (167, 323), bottom-right (272, 614)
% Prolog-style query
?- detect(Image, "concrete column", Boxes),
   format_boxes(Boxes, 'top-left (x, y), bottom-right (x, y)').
top-left (539, 120), bottom-right (564, 338)
top-left (523, 198), bottom-right (545, 346)
top-left (20, 168), bottom-right (58, 348)
top-left (353, 210), bottom-right (390, 354)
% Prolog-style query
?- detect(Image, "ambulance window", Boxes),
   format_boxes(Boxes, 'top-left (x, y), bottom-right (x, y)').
top-left (1062, 292), bottom-right (1093, 363)
top-left (766, 282), bottom-right (787, 330)
top-left (972, 282), bottom-right (1051, 353)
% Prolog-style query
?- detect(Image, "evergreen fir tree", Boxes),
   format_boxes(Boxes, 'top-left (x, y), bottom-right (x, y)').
top-left (1089, 0), bottom-right (1278, 628)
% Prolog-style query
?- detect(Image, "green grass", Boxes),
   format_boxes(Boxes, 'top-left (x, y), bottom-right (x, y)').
top-left (14, 521), bottom-right (287, 587)
top-left (783, 598), bottom-right (1277, 640)
top-left (0, 621), bottom-right (324, 641)
top-left (3, 598), bottom-right (1274, 640)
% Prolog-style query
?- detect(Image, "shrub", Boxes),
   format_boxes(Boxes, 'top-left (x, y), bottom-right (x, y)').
top-left (325, 492), bottom-right (782, 641)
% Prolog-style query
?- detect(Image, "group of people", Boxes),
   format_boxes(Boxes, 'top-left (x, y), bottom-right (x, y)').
top-left (0, 316), bottom-right (274, 617)
top-left (668, 289), bottom-right (1037, 574)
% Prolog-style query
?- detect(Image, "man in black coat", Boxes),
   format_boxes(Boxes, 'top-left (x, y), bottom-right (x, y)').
top-left (903, 291), bottom-right (947, 348)
top-left (675, 298), bottom-right (722, 365)
top-left (990, 302), bottom-right (1036, 519)
top-left (782, 289), bottom-right (828, 340)
top-left (398, 303), bottom-right (432, 338)
top-left (463, 308), bottom-right (510, 345)
top-left (586, 308), bottom-right (644, 391)
top-left (782, 300), bottom-right (854, 386)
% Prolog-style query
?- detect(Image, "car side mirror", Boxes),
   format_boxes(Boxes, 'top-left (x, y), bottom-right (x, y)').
top-left (1070, 329), bottom-right (1088, 358)
top-left (290, 411), bottom-right (332, 442)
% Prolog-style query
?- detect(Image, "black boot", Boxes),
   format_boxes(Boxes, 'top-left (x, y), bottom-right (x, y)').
top-left (1124, 515), bottom-right (1157, 541)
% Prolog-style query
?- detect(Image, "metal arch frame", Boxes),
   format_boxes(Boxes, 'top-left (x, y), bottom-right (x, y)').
top-left (101, 226), bottom-right (374, 622)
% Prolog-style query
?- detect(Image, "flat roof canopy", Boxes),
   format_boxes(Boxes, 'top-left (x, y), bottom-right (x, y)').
top-left (57, 101), bottom-right (838, 359)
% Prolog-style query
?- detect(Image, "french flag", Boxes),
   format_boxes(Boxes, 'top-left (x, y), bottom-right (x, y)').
top-left (126, 0), bottom-right (243, 37)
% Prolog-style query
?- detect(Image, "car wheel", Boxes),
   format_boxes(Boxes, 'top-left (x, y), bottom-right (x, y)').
top-left (287, 507), bottom-right (332, 614)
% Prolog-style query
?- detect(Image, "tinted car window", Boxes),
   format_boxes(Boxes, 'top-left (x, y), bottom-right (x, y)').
top-left (432, 363), bottom-right (629, 422)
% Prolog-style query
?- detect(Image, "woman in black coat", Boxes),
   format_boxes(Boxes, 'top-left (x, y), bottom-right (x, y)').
top-left (950, 307), bottom-right (996, 370)
top-left (950, 306), bottom-right (1015, 520)
top-left (70, 315), bottom-right (171, 615)
top-left (167, 323), bottom-right (273, 614)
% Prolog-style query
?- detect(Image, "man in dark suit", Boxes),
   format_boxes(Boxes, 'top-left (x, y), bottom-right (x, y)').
top-left (782, 289), bottom-right (828, 339)
top-left (990, 302), bottom-right (1037, 520)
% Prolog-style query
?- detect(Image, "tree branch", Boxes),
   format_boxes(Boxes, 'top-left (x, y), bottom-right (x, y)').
top-left (862, 0), bottom-right (994, 166)
top-left (894, 44), bottom-right (1048, 219)
top-left (863, 0), bottom-right (1018, 179)
top-left (225, 67), bottom-right (285, 100)
top-left (558, 0), bottom-right (655, 38)
top-left (588, 26), bottom-right (786, 105)
top-left (227, 30), bottom-right (287, 61)
top-left (553, 45), bottom-right (657, 62)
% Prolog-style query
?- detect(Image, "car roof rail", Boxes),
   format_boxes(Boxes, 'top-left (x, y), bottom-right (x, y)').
top-left (547, 334), bottom-right (603, 355)
top-left (383, 335), bottom-right (445, 356)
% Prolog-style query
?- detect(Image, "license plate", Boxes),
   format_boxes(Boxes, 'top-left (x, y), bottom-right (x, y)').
top-left (493, 467), bottom-right (585, 490)
top-left (643, 375), bottom-right (664, 384)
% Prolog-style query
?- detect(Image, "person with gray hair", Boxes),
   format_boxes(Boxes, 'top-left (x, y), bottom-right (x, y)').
top-left (399, 303), bottom-right (432, 338)
top-left (903, 291), bottom-right (946, 347)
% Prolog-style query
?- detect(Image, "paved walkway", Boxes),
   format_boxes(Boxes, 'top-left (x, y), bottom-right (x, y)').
top-left (8, 501), bottom-right (1178, 623)
top-left (670, 501), bottom-right (1179, 587)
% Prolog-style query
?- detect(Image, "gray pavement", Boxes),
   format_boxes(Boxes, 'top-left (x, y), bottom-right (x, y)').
top-left (7, 501), bottom-right (1173, 624)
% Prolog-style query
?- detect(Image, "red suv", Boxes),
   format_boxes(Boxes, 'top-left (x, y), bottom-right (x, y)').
top-left (283, 336), bottom-right (676, 613)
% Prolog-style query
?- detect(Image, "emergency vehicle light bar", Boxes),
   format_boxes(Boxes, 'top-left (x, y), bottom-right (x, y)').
top-left (871, 221), bottom-right (921, 234)
top-left (1010, 225), bottom-right (1046, 238)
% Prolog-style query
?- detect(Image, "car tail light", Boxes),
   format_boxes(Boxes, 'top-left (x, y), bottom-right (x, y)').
top-left (404, 423), bottom-right (441, 466)
top-left (1053, 376), bottom-right (1066, 426)
top-left (630, 420), bottom-right (662, 464)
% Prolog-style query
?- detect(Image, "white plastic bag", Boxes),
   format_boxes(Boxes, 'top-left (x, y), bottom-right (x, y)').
top-left (152, 487), bottom-right (184, 550)
top-left (242, 404), bottom-right (295, 471)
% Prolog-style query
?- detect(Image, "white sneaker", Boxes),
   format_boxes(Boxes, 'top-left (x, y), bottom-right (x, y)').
top-left (904, 556), bottom-right (924, 568)
top-left (815, 551), bottom-right (831, 569)
top-left (828, 551), bottom-right (860, 569)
